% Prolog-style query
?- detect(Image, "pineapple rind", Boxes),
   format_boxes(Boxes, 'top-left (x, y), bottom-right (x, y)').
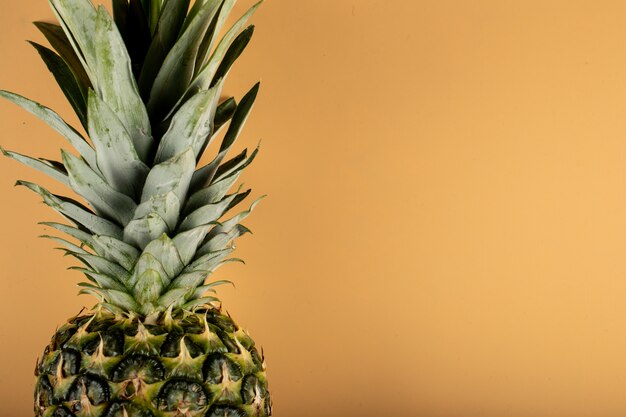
top-left (35, 309), bottom-right (271, 417)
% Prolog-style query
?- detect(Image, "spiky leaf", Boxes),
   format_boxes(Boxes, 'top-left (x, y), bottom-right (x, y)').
top-left (133, 192), bottom-right (181, 232)
top-left (1, 147), bottom-right (69, 186)
top-left (93, 6), bottom-right (153, 159)
top-left (142, 234), bottom-right (184, 278)
top-left (72, 253), bottom-right (132, 284)
top-left (17, 181), bottom-right (123, 238)
top-left (185, 247), bottom-right (233, 274)
top-left (0, 91), bottom-right (96, 169)
top-left (187, 146), bottom-right (258, 211)
top-left (87, 90), bottom-right (149, 198)
top-left (62, 150), bottom-right (137, 226)
top-left (172, 225), bottom-right (212, 265)
top-left (154, 80), bottom-right (224, 164)
top-left (39, 221), bottom-right (94, 247)
top-left (139, 0), bottom-right (191, 97)
top-left (141, 147), bottom-right (195, 204)
top-left (92, 235), bottom-right (140, 271)
top-left (124, 214), bottom-right (170, 250)
top-left (196, 224), bottom-right (250, 257)
top-left (147, 0), bottom-right (223, 120)
top-left (179, 190), bottom-right (250, 232)
top-left (72, 267), bottom-right (127, 291)
top-left (33, 21), bottom-right (91, 89)
top-left (30, 42), bottom-right (88, 128)
top-left (185, 2), bottom-right (261, 98)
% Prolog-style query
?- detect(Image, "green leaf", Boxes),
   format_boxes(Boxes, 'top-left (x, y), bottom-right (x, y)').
top-left (133, 252), bottom-right (168, 283)
top-left (48, 0), bottom-right (97, 81)
top-left (184, 173), bottom-right (239, 214)
top-left (123, 214), bottom-right (169, 250)
top-left (211, 25), bottom-right (254, 87)
top-left (112, 0), bottom-right (129, 31)
top-left (187, 82), bottom-right (259, 192)
top-left (179, 189), bottom-right (250, 232)
top-left (131, 252), bottom-right (169, 300)
top-left (138, 0), bottom-right (191, 98)
top-left (216, 145), bottom-right (259, 182)
top-left (194, 0), bottom-right (235, 71)
top-left (212, 149), bottom-right (247, 180)
top-left (190, 277), bottom-right (237, 298)
top-left (0, 147), bottom-right (69, 186)
top-left (17, 181), bottom-right (123, 238)
top-left (113, 0), bottom-right (152, 78)
top-left (62, 151), bottom-right (137, 226)
top-left (142, 234), bottom-right (184, 278)
top-left (196, 224), bottom-right (250, 257)
top-left (39, 221), bottom-right (94, 247)
top-left (72, 253), bottom-right (132, 283)
top-left (220, 82), bottom-right (260, 153)
top-left (187, 145), bottom-right (258, 209)
top-left (203, 279), bottom-right (234, 289)
top-left (72, 267), bottom-right (127, 291)
top-left (214, 97), bottom-right (237, 131)
top-left (50, 1), bottom-right (153, 156)
top-left (92, 6), bottom-right (153, 160)
top-left (208, 195), bottom-right (264, 238)
top-left (172, 225), bottom-right (212, 265)
top-left (141, 147), bottom-right (195, 204)
top-left (154, 80), bottom-right (224, 164)
top-left (147, 0), bottom-right (223, 121)
top-left (92, 235), bottom-right (140, 272)
top-left (99, 289), bottom-right (141, 311)
top-left (182, 296), bottom-right (219, 310)
top-left (185, 2), bottom-right (261, 98)
top-left (148, 0), bottom-right (162, 35)
top-left (40, 234), bottom-right (89, 254)
top-left (87, 90), bottom-right (150, 198)
top-left (133, 192), bottom-right (181, 232)
top-left (157, 287), bottom-right (192, 309)
top-left (33, 21), bottom-right (91, 90)
top-left (78, 287), bottom-right (104, 302)
top-left (0, 91), bottom-right (97, 169)
top-left (169, 270), bottom-right (210, 289)
top-left (189, 148), bottom-right (239, 194)
top-left (185, 247), bottom-right (233, 273)
top-left (30, 42), bottom-right (88, 129)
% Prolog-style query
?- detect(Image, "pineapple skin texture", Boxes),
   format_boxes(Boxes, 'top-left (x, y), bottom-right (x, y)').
top-left (35, 308), bottom-right (271, 417)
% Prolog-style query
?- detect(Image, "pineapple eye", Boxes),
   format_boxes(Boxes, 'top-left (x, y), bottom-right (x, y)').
top-left (206, 406), bottom-right (247, 417)
top-left (61, 349), bottom-right (81, 376)
top-left (241, 375), bottom-right (269, 405)
top-left (82, 330), bottom-right (124, 357)
top-left (67, 375), bottom-right (110, 406)
top-left (35, 375), bottom-right (54, 408)
top-left (157, 380), bottom-right (209, 411)
top-left (103, 402), bottom-right (154, 417)
top-left (203, 354), bottom-right (243, 384)
top-left (111, 354), bottom-right (165, 384)
top-left (50, 406), bottom-right (74, 417)
top-left (161, 334), bottom-right (203, 358)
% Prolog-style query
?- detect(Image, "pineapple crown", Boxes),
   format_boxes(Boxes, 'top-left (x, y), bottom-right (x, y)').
top-left (0, 0), bottom-right (263, 315)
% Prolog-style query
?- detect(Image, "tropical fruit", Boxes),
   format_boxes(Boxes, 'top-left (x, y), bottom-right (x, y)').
top-left (0, 0), bottom-right (270, 415)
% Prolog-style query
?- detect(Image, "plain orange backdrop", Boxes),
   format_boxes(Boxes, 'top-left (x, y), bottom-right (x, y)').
top-left (4, 1), bottom-right (626, 416)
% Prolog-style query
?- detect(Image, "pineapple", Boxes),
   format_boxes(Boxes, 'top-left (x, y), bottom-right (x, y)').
top-left (0, 0), bottom-right (271, 416)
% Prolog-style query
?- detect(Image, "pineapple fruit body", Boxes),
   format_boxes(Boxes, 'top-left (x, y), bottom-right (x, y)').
top-left (36, 309), bottom-right (271, 417)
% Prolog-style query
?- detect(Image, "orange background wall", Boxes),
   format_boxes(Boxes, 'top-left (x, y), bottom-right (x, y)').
top-left (3, 1), bottom-right (626, 416)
